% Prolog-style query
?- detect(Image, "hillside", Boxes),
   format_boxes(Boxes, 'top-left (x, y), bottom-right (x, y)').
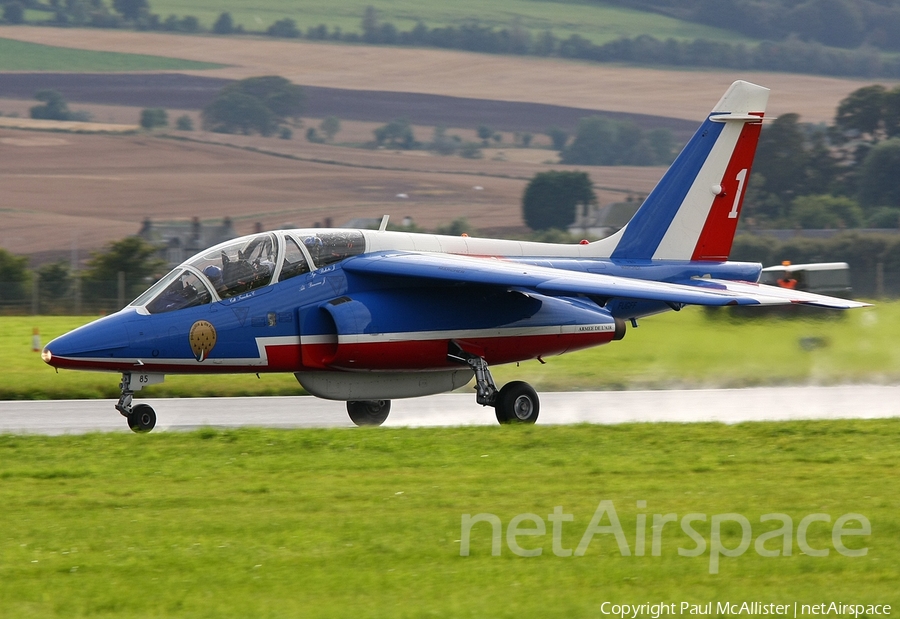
top-left (0, 27), bottom-right (879, 124)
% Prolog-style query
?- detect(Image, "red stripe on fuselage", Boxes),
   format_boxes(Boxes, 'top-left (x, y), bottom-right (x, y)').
top-left (310, 330), bottom-right (616, 371)
top-left (691, 114), bottom-right (763, 261)
top-left (47, 330), bottom-right (616, 374)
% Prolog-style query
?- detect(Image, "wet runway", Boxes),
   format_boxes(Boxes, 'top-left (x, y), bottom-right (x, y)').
top-left (0, 385), bottom-right (897, 434)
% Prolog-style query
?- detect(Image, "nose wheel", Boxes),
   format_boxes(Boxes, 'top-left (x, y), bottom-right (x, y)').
top-left (127, 403), bottom-right (157, 433)
top-left (116, 372), bottom-right (161, 433)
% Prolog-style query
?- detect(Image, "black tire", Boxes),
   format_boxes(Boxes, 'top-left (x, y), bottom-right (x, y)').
top-left (494, 381), bottom-right (539, 425)
top-left (127, 403), bottom-right (157, 433)
top-left (347, 400), bottom-right (391, 426)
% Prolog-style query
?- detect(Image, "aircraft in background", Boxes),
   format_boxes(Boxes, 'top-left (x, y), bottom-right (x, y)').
top-left (42, 81), bottom-right (868, 432)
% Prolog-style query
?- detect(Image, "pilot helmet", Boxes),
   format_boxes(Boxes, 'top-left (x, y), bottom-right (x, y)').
top-left (203, 265), bottom-right (222, 280)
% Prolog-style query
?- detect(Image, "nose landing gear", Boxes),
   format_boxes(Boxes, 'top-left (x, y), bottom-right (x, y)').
top-left (116, 372), bottom-right (161, 433)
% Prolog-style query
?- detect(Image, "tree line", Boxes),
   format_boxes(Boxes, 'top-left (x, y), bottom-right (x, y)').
top-left (605, 0), bottom-right (900, 52)
top-left (745, 83), bottom-right (900, 232)
top-left (0, 237), bottom-right (166, 314)
top-left (524, 81), bottom-right (900, 236)
top-left (270, 7), bottom-right (900, 80)
top-left (7, 2), bottom-right (900, 79)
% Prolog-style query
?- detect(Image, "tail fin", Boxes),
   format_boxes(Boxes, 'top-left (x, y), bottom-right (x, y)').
top-left (606, 80), bottom-right (769, 262)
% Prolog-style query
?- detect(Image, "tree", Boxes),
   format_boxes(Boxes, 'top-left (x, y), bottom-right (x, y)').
top-left (202, 91), bottom-right (275, 136)
top-left (790, 195), bottom-right (864, 229)
top-left (374, 118), bottom-right (415, 149)
top-left (835, 85), bottom-right (887, 139)
top-left (751, 113), bottom-right (811, 204)
top-left (459, 142), bottom-right (482, 159)
top-left (112, 0), bottom-right (147, 21)
top-left (202, 76), bottom-right (305, 136)
top-left (82, 237), bottom-right (166, 301)
top-left (0, 248), bottom-right (29, 303)
top-left (179, 16), bottom-right (200, 32)
top-left (647, 128), bottom-right (676, 164)
top-left (858, 138), bottom-right (900, 208)
top-left (140, 108), bottom-right (168, 129)
top-left (30, 90), bottom-right (73, 121)
top-left (37, 261), bottom-right (72, 301)
top-left (267, 18), bottom-right (299, 38)
top-left (222, 76), bottom-right (305, 122)
top-left (175, 114), bottom-right (193, 131)
top-left (561, 116), bottom-right (617, 165)
top-left (560, 116), bottom-right (664, 166)
top-left (213, 12), bottom-right (234, 35)
top-left (477, 124), bottom-right (493, 145)
top-left (3, 2), bottom-right (25, 24)
top-left (546, 127), bottom-right (569, 151)
top-left (522, 171), bottom-right (597, 231)
top-left (788, 0), bottom-right (864, 49)
top-left (430, 126), bottom-right (457, 155)
top-left (320, 116), bottom-right (341, 141)
top-left (362, 5), bottom-right (379, 43)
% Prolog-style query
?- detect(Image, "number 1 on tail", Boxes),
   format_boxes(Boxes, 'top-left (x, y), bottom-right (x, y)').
top-left (728, 169), bottom-right (747, 219)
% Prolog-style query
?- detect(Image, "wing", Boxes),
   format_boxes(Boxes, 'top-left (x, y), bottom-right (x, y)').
top-left (343, 251), bottom-right (869, 309)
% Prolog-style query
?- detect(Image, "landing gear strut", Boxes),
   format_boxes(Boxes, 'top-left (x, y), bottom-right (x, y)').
top-left (116, 372), bottom-right (157, 433)
top-left (347, 400), bottom-right (391, 426)
top-left (449, 343), bottom-right (539, 425)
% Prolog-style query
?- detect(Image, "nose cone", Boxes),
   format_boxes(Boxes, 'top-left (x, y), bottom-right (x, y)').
top-left (42, 312), bottom-right (132, 371)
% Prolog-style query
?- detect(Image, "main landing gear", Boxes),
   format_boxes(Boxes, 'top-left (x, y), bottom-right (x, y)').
top-left (347, 400), bottom-right (392, 426)
top-left (116, 372), bottom-right (157, 433)
top-left (450, 345), bottom-right (540, 425)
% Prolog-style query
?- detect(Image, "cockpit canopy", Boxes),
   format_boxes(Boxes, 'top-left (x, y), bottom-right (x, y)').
top-left (130, 230), bottom-right (365, 314)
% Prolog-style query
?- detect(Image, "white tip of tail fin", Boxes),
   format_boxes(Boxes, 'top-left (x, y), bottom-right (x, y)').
top-left (606, 80), bottom-right (770, 262)
top-left (712, 80), bottom-right (771, 117)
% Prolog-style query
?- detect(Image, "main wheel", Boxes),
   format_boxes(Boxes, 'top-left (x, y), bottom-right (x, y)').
top-left (494, 381), bottom-right (539, 425)
top-left (347, 400), bottom-right (391, 426)
top-left (127, 403), bottom-right (157, 433)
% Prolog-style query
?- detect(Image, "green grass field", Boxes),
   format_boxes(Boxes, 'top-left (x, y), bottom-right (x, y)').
top-left (0, 37), bottom-right (223, 72)
top-left (2, 302), bottom-right (896, 400)
top-left (126, 0), bottom-right (749, 45)
top-left (0, 421), bottom-right (896, 616)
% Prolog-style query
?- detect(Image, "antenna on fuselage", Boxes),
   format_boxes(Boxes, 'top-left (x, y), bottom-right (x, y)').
top-left (378, 215), bottom-right (390, 232)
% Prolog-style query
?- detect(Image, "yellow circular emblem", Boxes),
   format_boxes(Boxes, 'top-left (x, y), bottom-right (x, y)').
top-left (189, 320), bottom-right (217, 362)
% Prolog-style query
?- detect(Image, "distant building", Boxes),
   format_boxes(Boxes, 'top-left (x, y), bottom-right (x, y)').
top-left (568, 196), bottom-right (643, 239)
top-left (138, 217), bottom-right (238, 267)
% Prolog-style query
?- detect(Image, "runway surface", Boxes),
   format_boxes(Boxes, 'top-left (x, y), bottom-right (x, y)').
top-left (0, 385), bottom-right (897, 434)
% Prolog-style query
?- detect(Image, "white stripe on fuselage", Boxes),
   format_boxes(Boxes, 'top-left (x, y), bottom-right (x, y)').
top-left (300, 323), bottom-right (616, 346)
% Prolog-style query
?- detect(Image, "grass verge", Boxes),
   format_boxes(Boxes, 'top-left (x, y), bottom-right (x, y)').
top-left (0, 421), bottom-right (896, 616)
top-left (0, 36), bottom-right (223, 71)
top-left (2, 302), bottom-right (896, 400)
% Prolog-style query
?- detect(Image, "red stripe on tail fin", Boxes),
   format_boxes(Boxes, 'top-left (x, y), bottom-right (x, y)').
top-left (691, 113), bottom-right (764, 261)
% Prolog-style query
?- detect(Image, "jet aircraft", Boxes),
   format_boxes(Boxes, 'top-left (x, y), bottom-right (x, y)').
top-left (42, 81), bottom-right (867, 432)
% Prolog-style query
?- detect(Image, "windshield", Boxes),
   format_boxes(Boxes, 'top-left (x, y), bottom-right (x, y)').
top-left (301, 230), bottom-right (364, 268)
top-left (144, 270), bottom-right (212, 314)
top-left (130, 268), bottom-right (182, 308)
top-left (188, 233), bottom-right (278, 299)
